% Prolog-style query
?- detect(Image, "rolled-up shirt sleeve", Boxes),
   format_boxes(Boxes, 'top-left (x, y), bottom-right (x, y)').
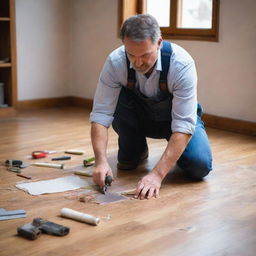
top-left (89, 55), bottom-right (122, 128)
top-left (170, 61), bottom-right (198, 134)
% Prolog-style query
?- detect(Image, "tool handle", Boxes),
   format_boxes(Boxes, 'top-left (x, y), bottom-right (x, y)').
top-left (17, 173), bottom-right (32, 179)
top-left (64, 150), bottom-right (85, 155)
top-left (51, 156), bottom-right (71, 161)
top-left (17, 223), bottom-right (41, 240)
top-left (84, 157), bottom-right (95, 163)
top-left (105, 175), bottom-right (113, 186)
top-left (32, 162), bottom-right (64, 169)
top-left (32, 151), bottom-right (48, 159)
top-left (83, 157), bottom-right (95, 167)
top-left (74, 170), bottom-right (93, 177)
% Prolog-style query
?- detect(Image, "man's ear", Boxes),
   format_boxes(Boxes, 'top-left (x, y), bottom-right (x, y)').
top-left (157, 37), bottom-right (163, 49)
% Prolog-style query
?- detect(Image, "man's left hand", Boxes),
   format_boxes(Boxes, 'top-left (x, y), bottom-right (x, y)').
top-left (135, 171), bottom-right (163, 200)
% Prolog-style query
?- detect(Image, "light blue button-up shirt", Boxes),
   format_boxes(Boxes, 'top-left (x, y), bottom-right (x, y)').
top-left (90, 43), bottom-right (198, 134)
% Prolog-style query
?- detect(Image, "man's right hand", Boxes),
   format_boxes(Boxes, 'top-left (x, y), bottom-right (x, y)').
top-left (93, 162), bottom-right (113, 188)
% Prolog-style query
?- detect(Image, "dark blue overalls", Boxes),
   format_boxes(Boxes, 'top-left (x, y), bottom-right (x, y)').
top-left (112, 41), bottom-right (212, 179)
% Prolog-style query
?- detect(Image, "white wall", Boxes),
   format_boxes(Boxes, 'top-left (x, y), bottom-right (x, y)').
top-left (70, 0), bottom-right (256, 122)
top-left (70, 0), bottom-right (120, 98)
top-left (16, 0), bottom-right (256, 122)
top-left (16, 0), bottom-right (71, 100)
top-left (172, 0), bottom-right (256, 122)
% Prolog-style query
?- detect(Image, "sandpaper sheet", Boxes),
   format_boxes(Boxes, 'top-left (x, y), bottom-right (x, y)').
top-left (95, 192), bottom-right (128, 205)
top-left (16, 176), bottom-right (92, 195)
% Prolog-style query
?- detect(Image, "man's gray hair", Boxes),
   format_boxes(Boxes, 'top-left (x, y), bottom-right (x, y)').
top-left (120, 14), bottom-right (161, 44)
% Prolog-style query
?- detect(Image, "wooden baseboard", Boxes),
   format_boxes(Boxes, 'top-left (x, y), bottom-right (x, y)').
top-left (202, 114), bottom-right (256, 136)
top-left (17, 96), bottom-right (93, 111)
top-left (14, 96), bottom-right (256, 136)
top-left (69, 96), bottom-right (93, 110)
top-left (16, 97), bottom-right (73, 110)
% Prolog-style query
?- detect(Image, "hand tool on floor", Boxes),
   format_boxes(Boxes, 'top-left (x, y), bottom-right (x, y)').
top-left (32, 162), bottom-right (64, 169)
top-left (51, 156), bottom-right (71, 161)
top-left (31, 149), bottom-right (83, 159)
top-left (102, 175), bottom-right (113, 194)
top-left (5, 160), bottom-right (26, 173)
top-left (5, 159), bottom-right (30, 169)
top-left (74, 169), bottom-right (93, 177)
top-left (17, 173), bottom-right (32, 179)
top-left (64, 149), bottom-right (85, 155)
top-left (31, 150), bottom-right (58, 159)
top-left (17, 218), bottom-right (70, 240)
top-left (5, 160), bottom-right (23, 168)
top-left (60, 208), bottom-right (100, 226)
top-left (96, 176), bottom-right (129, 204)
top-left (32, 151), bottom-right (49, 159)
top-left (5, 159), bottom-right (63, 172)
top-left (31, 150), bottom-right (74, 159)
top-left (4, 160), bottom-right (32, 178)
top-left (0, 208), bottom-right (26, 221)
top-left (83, 157), bottom-right (95, 167)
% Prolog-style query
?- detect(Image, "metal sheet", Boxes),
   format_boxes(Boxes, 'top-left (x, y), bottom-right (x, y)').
top-left (95, 193), bottom-right (128, 205)
top-left (0, 208), bottom-right (26, 220)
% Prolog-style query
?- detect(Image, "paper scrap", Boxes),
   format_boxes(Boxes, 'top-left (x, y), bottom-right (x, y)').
top-left (16, 176), bottom-right (92, 195)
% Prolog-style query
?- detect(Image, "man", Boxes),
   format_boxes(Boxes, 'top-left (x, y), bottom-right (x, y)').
top-left (90, 14), bottom-right (212, 200)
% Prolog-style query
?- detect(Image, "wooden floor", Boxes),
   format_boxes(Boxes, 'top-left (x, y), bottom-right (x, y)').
top-left (0, 107), bottom-right (255, 256)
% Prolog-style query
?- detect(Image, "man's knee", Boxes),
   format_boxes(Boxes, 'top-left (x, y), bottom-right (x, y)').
top-left (186, 161), bottom-right (212, 180)
top-left (178, 154), bottom-right (212, 180)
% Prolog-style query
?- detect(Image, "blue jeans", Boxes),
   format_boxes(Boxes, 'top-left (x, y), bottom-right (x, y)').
top-left (113, 87), bottom-right (212, 180)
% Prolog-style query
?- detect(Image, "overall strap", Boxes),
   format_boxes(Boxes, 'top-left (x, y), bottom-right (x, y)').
top-left (159, 40), bottom-right (172, 91)
top-left (125, 40), bottom-right (173, 91)
top-left (126, 53), bottom-right (136, 89)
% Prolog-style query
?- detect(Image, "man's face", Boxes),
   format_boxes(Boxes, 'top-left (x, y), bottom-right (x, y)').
top-left (124, 37), bottom-right (162, 74)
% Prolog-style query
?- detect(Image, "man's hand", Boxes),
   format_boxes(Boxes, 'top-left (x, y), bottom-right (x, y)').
top-left (135, 171), bottom-right (163, 200)
top-left (134, 132), bottom-right (191, 200)
top-left (91, 122), bottom-right (114, 189)
top-left (93, 163), bottom-right (113, 188)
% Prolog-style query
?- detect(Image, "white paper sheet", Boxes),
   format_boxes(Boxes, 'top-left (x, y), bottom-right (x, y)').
top-left (16, 176), bottom-right (91, 196)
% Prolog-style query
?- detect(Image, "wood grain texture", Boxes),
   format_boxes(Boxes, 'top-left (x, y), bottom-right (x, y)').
top-left (0, 106), bottom-right (16, 117)
top-left (0, 107), bottom-right (255, 256)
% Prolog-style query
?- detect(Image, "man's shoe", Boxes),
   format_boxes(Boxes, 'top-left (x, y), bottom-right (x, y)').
top-left (117, 147), bottom-right (149, 170)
